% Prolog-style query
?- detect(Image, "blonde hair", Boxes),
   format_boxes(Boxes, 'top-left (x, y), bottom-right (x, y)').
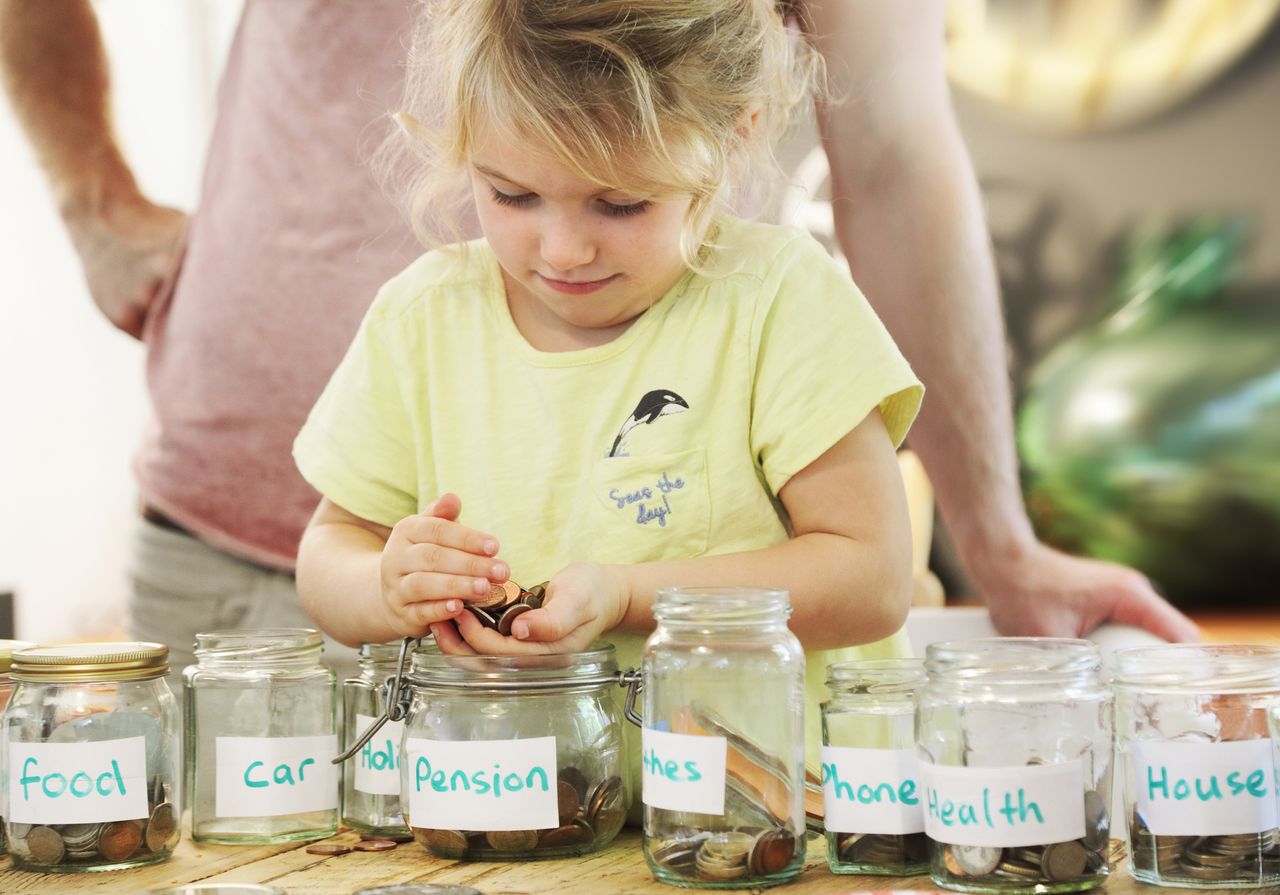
top-left (381, 0), bottom-right (820, 265)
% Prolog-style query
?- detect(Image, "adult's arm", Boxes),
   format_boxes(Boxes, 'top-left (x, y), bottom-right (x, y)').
top-left (0, 0), bottom-right (185, 337)
top-left (795, 0), bottom-right (1197, 641)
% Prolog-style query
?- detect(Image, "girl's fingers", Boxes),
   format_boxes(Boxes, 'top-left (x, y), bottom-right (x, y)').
top-left (396, 513), bottom-right (499, 558)
top-left (430, 620), bottom-right (475, 655)
top-left (405, 543), bottom-right (508, 583)
top-left (454, 610), bottom-right (552, 656)
top-left (399, 570), bottom-right (493, 602)
top-left (505, 606), bottom-right (569, 643)
top-left (403, 596), bottom-right (465, 628)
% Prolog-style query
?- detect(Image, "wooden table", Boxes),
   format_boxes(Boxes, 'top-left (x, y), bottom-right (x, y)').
top-left (0, 832), bottom-right (1192, 895)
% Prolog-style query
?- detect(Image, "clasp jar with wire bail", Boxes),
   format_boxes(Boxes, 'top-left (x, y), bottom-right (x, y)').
top-left (1, 642), bottom-right (180, 872)
top-left (375, 641), bottom-right (628, 860)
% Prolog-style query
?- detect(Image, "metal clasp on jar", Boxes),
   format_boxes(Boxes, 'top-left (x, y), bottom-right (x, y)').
top-left (333, 636), bottom-right (418, 765)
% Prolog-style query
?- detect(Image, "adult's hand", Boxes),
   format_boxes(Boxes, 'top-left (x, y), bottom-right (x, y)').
top-left (63, 193), bottom-right (187, 339)
top-left (971, 539), bottom-right (1199, 642)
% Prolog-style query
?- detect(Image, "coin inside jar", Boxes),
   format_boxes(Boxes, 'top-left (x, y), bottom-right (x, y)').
top-left (411, 827), bottom-right (467, 853)
top-left (748, 828), bottom-right (796, 876)
top-left (26, 825), bottom-right (66, 865)
top-left (98, 820), bottom-right (144, 862)
top-left (146, 801), bottom-right (179, 851)
top-left (1041, 840), bottom-right (1089, 880)
top-left (485, 829), bottom-right (539, 851)
top-left (949, 844), bottom-right (1003, 876)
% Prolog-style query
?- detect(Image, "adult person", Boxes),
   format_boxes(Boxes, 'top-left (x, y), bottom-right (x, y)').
top-left (0, 0), bottom-right (1198, 676)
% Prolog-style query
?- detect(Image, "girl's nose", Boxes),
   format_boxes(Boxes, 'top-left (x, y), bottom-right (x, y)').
top-left (540, 217), bottom-right (596, 273)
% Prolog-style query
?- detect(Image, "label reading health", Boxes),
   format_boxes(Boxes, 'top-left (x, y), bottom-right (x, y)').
top-left (641, 727), bottom-right (727, 815)
top-left (920, 760), bottom-right (1085, 848)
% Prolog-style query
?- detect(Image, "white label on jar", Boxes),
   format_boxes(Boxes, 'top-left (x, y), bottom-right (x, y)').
top-left (8, 736), bottom-right (149, 825)
top-left (821, 746), bottom-right (923, 834)
top-left (354, 713), bottom-right (403, 797)
top-left (641, 727), bottom-right (727, 815)
top-left (404, 736), bottom-right (558, 831)
top-left (215, 735), bottom-right (339, 818)
top-left (919, 760), bottom-right (1085, 847)
top-left (1132, 739), bottom-right (1278, 836)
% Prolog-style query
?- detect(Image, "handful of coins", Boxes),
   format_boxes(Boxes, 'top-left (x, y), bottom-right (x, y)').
top-left (409, 767), bottom-right (624, 859)
top-left (933, 789), bottom-right (1109, 889)
top-left (831, 831), bottom-right (929, 875)
top-left (1130, 814), bottom-right (1280, 884)
top-left (7, 783), bottom-right (178, 869)
top-left (648, 826), bottom-right (798, 883)
top-left (466, 581), bottom-right (546, 635)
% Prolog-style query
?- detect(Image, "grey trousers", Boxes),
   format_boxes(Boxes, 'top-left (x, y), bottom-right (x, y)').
top-left (128, 515), bottom-right (360, 700)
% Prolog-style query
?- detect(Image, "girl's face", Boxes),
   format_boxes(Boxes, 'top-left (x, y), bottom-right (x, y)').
top-left (469, 129), bottom-right (697, 351)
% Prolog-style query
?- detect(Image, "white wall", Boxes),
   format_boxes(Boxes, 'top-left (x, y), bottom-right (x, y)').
top-left (0, 0), bottom-right (241, 643)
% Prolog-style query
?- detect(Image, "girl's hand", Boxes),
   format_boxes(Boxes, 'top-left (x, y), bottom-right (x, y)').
top-left (431, 561), bottom-right (630, 656)
top-left (380, 493), bottom-right (509, 637)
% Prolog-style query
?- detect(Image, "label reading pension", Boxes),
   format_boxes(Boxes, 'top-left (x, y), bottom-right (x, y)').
top-left (405, 736), bottom-right (558, 831)
top-left (919, 760), bottom-right (1085, 847)
top-left (354, 713), bottom-right (404, 797)
top-left (215, 735), bottom-right (339, 818)
top-left (641, 727), bottom-right (727, 815)
top-left (8, 736), bottom-right (148, 825)
top-left (1132, 739), bottom-right (1278, 836)
top-left (821, 746), bottom-right (924, 834)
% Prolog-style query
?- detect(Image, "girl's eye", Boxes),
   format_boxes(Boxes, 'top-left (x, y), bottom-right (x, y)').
top-left (600, 199), bottom-right (650, 218)
top-left (490, 187), bottom-right (536, 208)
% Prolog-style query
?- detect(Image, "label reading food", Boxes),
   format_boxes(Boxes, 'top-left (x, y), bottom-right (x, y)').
top-left (821, 746), bottom-right (924, 834)
top-left (641, 727), bottom-right (727, 815)
top-left (405, 736), bottom-right (558, 831)
top-left (920, 760), bottom-right (1085, 847)
top-left (8, 737), bottom-right (149, 824)
top-left (215, 735), bottom-right (339, 818)
top-left (1132, 739), bottom-right (1278, 835)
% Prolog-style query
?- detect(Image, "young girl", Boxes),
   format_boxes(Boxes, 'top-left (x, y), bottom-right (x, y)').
top-left (293, 0), bottom-right (922, 767)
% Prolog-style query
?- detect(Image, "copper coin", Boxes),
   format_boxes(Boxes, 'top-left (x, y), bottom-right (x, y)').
top-left (749, 828), bottom-right (796, 876)
top-left (412, 827), bottom-right (468, 853)
top-left (98, 819), bottom-right (143, 862)
top-left (145, 801), bottom-right (179, 851)
top-left (559, 766), bottom-right (587, 802)
top-left (497, 603), bottom-right (533, 637)
top-left (499, 579), bottom-right (523, 603)
top-left (521, 583), bottom-right (546, 608)
top-left (354, 838), bottom-right (399, 852)
top-left (485, 829), bottom-right (539, 851)
top-left (539, 820), bottom-right (594, 849)
top-left (557, 779), bottom-right (581, 824)
top-left (306, 842), bottom-right (353, 856)
top-left (473, 583), bottom-right (509, 608)
top-left (585, 775), bottom-right (624, 824)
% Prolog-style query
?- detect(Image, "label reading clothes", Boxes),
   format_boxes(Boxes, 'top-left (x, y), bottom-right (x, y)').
top-left (641, 727), bottom-right (727, 815)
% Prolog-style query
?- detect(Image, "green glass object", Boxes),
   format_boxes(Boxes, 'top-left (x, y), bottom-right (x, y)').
top-left (1018, 218), bottom-right (1280, 608)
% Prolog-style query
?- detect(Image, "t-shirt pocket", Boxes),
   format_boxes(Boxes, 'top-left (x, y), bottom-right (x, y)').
top-left (588, 447), bottom-right (710, 564)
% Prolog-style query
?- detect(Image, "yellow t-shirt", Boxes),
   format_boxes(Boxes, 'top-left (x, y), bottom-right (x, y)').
top-left (294, 217), bottom-right (923, 785)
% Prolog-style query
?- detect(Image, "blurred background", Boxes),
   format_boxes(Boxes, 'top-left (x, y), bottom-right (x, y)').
top-left (1, 0), bottom-right (1278, 644)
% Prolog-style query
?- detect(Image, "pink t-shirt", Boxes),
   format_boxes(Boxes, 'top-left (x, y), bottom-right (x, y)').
top-left (138, 0), bottom-right (467, 569)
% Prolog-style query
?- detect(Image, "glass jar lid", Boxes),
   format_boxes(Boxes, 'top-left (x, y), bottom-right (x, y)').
top-left (407, 641), bottom-right (618, 691)
top-left (0, 639), bottom-right (35, 674)
top-left (359, 641), bottom-right (403, 663)
top-left (194, 628), bottom-right (323, 666)
top-left (1111, 643), bottom-right (1280, 693)
top-left (652, 586), bottom-right (791, 625)
top-left (10, 641), bottom-right (169, 682)
top-left (925, 637), bottom-right (1102, 687)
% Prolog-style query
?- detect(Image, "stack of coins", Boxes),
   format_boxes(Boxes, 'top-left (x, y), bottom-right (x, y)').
top-left (648, 826), bottom-right (798, 883)
top-left (832, 831), bottom-right (930, 874)
top-left (7, 793), bottom-right (178, 869)
top-left (409, 767), bottom-right (623, 858)
top-left (465, 581), bottom-right (546, 635)
top-left (1130, 813), bottom-right (1280, 884)
top-left (933, 789), bottom-right (1109, 889)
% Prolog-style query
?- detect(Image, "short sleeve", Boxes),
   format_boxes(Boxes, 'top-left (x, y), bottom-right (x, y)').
top-left (750, 234), bottom-right (923, 494)
top-left (292, 290), bottom-right (426, 529)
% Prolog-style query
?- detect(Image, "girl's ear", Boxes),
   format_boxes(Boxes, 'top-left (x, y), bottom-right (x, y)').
top-left (734, 104), bottom-right (763, 140)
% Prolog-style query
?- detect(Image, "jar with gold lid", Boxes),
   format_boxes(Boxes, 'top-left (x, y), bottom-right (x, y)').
top-left (0, 641), bottom-right (180, 872)
top-left (0, 639), bottom-right (34, 856)
top-left (184, 628), bottom-right (338, 844)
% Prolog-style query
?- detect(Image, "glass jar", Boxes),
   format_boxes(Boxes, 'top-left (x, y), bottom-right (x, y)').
top-left (1114, 644), bottom-right (1280, 889)
top-left (0, 639), bottom-right (34, 856)
top-left (184, 629), bottom-right (338, 843)
top-left (1, 642), bottom-right (180, 872)
top-left (917, 638), bottom-right (1112, 894)
top-left (394, 641), bottom-right (627, 860)
top-left (821, 658), bottom-right (928, 875)
top-left (342, 642), bottom-right (410, 839)
top-left (639, 587), bottom-right (805, 889)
